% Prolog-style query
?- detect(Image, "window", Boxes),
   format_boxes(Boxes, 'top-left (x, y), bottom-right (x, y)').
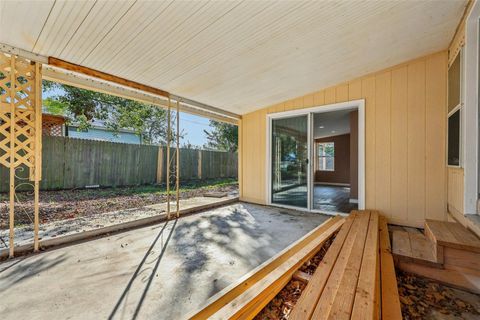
top-left (317, 142), bottom-right (334, 171)
top-left (447, 51), bottom-right (462, 167)
top-left (448, 52), bottom-right (461, 113)
top-left (448, 110), bottom-right (460, 166)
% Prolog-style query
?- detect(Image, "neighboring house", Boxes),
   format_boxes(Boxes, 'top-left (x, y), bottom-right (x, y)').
top-left (42, 114), bottom-right (141, 144)
top-left (67, 120), bottom-right (142, 144)
top-left (42, 114), bottom-right (66, 136)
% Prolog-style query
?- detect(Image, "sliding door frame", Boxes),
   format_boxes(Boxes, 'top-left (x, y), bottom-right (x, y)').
top-left (266, 99), bottom-right (366, 214)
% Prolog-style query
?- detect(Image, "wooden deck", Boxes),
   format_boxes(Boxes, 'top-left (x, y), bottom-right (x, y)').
top-left (289, 211), bottom-right (401, 320)
top-left (393, 218), bottom-right (480, 294)
top-left (189, 210), bottom-right (402, 320)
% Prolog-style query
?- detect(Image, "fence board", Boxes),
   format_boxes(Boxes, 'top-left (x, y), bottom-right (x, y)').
top-left (0, 136), bottom-right (237, 192)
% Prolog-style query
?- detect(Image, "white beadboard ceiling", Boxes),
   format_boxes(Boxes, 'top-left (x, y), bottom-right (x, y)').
top-left (0, 0), bottom-right (467, 115)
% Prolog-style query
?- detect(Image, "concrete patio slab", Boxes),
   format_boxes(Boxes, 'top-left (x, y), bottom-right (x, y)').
top-left (0, 194), bottom-right (237, 257)
top-left (0, 202), bottom-right (329, 320)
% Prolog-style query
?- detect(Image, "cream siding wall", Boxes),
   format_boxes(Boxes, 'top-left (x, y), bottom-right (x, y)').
top-left (240, 51), bottom-right (448, 227)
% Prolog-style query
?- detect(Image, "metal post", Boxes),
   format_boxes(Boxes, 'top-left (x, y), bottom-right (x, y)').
top-left (8, 55), bottom-right (15, 258)
top-left (176, 101), bottom-right (180, 218)
top-left (166, 98), bottom-right (171, 219)
top-left (33, 63), bottom-right (42, 252)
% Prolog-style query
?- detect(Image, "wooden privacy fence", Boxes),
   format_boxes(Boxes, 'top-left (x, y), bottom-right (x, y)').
top-left (0, 136), bottom-right (238, 192)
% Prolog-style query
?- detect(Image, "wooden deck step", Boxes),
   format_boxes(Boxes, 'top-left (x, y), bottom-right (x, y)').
top-left (392, 231), bottom-right (440, 267)
top-left (425, 220), bottom-right (480, 253)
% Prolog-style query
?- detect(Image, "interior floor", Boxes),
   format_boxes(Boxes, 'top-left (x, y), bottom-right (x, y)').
top-left (271, 184), bottom-right (308, 208)
top-left (313, 184), bottom-right (358, 213)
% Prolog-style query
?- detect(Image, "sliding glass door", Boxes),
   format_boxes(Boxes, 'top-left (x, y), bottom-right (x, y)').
top-left (271, 115), bottom-right (309, 208)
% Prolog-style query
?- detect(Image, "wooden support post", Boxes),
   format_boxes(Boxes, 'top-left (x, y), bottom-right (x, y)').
top-left (176, 101), bottom-right (180, 218)
top-left (156, 147), bottom-right (164, 184)
top-left (238, 118), bottom-right (242, 199)
top-left (33, 63), bottom-right (42, 252)
top-left (8, 55), bottom-right (15, 258)
top-left (166, 98), bottom-right (171, 219)
top-left (198, 150), bottom-right (202, 180)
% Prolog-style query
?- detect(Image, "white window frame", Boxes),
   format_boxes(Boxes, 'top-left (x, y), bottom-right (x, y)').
top-left (316, 142), bottom-right (335, 171)
top-left (447, 51), bottom-right (463, 169)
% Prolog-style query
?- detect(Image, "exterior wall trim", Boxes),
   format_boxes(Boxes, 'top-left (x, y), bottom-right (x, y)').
top-left (464, 0), bottom-right (480, 214)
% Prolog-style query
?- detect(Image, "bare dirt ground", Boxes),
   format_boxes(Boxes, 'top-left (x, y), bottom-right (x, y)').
top-left (0, 179), bottom-right (238, 229)
top-left (398, 270), bottom-right (480, 320)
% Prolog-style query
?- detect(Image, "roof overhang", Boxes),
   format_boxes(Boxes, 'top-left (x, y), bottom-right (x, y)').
top-left (0, 43), bottom-right (239, 124)
top-left (0, 1), bottom-right (468, 116)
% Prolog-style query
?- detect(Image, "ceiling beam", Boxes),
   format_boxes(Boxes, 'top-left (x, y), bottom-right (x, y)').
top-left (48, 57), bottom-right (170, 98)
top-left (0, 43), bottom-right (48, 64)
top-left (43, 65), bottom-right (238, 125)
top-left (48, 56), bottom-right (240, 120)
top-left (0, 44), bottom-right (240, 122)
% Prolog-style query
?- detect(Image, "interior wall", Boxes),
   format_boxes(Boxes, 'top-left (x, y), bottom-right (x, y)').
top-left (350, 110), bottom-right (359, 199)
top-left (240, 51), bottom-right (447, 227)
top-left (314, 134), bottom-right (350, 185)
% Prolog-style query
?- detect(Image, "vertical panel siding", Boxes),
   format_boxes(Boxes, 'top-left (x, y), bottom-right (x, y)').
top-left (375, 72), bottom-right (391, 217)
top-left (407, 60), bottom-right (426, 225)
top-left (325, 87), bottom-right (336, 104)
top-left (362, 76), bottom-right (376, 209)
top-left (390, 67), bottom-right (408, 221)
top-left (240, 51), bottom-right (448, 226)
top-left (426, 54), bottom-right (447, 221)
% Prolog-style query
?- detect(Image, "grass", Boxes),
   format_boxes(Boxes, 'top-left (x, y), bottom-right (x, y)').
top-left (90, 178), bottom-right (238, 197)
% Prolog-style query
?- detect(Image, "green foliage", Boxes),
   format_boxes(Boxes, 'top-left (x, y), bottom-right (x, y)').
top-left (43, 97), bottom-right (69, 116)
top-left (203, 120), bottom-right (238, 152)
top-left (42, 80), bottom-right (176, 144)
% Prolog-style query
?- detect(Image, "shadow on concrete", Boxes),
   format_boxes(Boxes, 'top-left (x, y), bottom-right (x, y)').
top-left (0, 253), bottom-right (68, 289)
top-left (158, 205), bottom-right (277, 318)
top-left (108, 218), bottom-right (177, 320)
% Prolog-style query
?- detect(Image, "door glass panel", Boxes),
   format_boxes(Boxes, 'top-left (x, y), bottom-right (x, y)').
top-left (271, 115), bottom-right (308, 208)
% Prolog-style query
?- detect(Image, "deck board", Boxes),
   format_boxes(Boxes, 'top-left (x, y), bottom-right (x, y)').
top-left (426, 220), bottom-right (480, 252)
top-left (408, 233), bottom-right (437, 263)
top-left (351, 211), bottom-right (379, 319)
top-left (392, 230), bottom-right (412, 257)
top-left (312, 212), bottom-right (371, 319)
top-left (289, 213), bottom-right (357, 320)
top-left (379, 217), bottom-right (402, 320)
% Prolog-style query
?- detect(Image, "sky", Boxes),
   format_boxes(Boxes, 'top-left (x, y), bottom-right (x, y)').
top-left (43, 85), bottom-right (214, 147)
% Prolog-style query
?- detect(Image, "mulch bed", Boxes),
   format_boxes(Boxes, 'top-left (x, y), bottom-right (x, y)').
top-left (397, 270), bottom-right (480, 319)
top-left (254, 234), bottom-right (337, 320)
top-left (0, 183), bottom-right (237, 229)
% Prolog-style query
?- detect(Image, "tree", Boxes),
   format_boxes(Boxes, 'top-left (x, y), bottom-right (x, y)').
top-left (42, 80), bottom-right (177, 145)
top-left (203, 120), bottom-right (238, 152)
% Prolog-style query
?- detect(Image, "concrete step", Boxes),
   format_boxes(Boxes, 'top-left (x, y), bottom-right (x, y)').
top-left (392, 230), bottom-right (442, 268)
